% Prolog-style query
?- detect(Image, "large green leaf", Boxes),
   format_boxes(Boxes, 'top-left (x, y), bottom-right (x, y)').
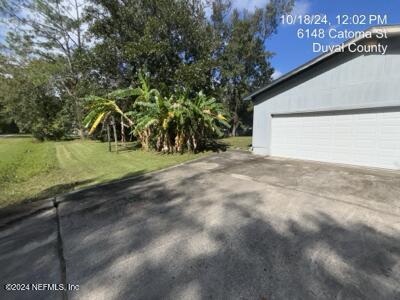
top-left (89, 112), bottom-right (106, 135)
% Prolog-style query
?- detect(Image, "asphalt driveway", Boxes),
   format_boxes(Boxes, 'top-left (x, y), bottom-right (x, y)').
top-left (1, 151), bottom-right (400, 299)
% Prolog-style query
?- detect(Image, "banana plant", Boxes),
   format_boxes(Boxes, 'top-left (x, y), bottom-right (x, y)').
top-left (83, 75), bottom-right (157, 136)
top-left (129, 91), bottom-right (230, 153)
top-left (128, 93), bottom-right (172, 151)
top-left (83, 72), bottom-right (230, 153)
top-left (132, 72), bottom-right (160, 103)
top-left (184, 91), bottom-right (230, 151)
top-left (83, 88), bottom-right (139, 153)
top-left (83, 95), bottom-right (134, 135)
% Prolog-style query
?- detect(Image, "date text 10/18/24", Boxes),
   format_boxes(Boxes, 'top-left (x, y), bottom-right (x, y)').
top-left (281, 14), bottom-right (388, 26)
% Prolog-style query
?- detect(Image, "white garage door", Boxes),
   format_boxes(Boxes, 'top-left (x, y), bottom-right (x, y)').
top-left (271, 108), bottom-right (400, 170)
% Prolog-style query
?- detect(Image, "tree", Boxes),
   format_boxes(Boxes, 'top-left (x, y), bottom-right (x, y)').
top-left (210, 0), bottom-right (294, 135)
top-left (0, 102), bottom-right (19, 134)
top-left (0, 54), bottom-right (18, 134)
top-left (1, 0), bottom-right (293, 141)
top-left (0, 58), bottom-right (74, 140)
top-left (0, 0), bottom-right (91, 138)
top-left (85, 0), bottom-right (214, 94)
top-left (84, 0), bottom-right (293, 137)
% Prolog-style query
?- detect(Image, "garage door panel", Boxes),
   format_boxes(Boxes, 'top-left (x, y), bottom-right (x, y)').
top-left (271, 108), bottom-right (400, 170)
top-left (354, 140), bottom-right (376, 149)
top-left (379, 126), bottom-right (399, 136)
top-left (332, 151), bottom-right (353, 162)
top-left (379, 140), bottom-right (400, 150)
top-left (380, 111), bottom-right (400, 119)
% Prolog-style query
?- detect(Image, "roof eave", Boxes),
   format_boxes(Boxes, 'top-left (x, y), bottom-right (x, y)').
top-left (244, 25), bottom-right (400, 101)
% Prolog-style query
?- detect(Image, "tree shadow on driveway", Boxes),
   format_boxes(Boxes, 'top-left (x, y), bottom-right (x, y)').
top-left (56, 166), bottom-right (400, 300)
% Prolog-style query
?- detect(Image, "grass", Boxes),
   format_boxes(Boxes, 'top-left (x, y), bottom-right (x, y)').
top-left (220, 136), bottom-right (252, 150)
top-left (0, 137), bottom-right (209, 209)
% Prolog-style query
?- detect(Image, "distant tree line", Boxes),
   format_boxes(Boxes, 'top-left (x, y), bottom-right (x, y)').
top-left (0, 0), bottom-right (294, 140)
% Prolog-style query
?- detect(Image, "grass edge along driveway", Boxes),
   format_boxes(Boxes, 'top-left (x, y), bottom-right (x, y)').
top-left (0, 136), bottom-right (251, 209)
top-left (0, 138), bottom-right (206, 208)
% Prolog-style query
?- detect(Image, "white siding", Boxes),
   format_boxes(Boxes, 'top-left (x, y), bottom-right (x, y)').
top-left (252, 46), bottom-right (400, 168)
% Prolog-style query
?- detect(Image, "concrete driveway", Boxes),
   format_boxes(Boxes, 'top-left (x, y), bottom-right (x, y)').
top-left (1, 151), bottom-right (400, 299)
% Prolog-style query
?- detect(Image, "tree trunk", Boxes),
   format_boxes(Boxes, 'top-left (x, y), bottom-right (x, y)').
top-left (111, 116), bottom-right (118, 153)
top-left (231, 113), bottom-right (239, 136)
top-left (230, 88), bottom-right (241, 137)
top-left (60, 81), bottom-right (84, 140)
top-left (156, 135), bottom-right (163, 151)
top-left (75, 100), bottom-right (85, 140)
top-left (231, 124), bottom-right (238, 136)
top-left (120, 115), bottom-right (126, 145)
top-left (107, 123), bottom-right (111, 152)
top-left (74, 0), bottom-right (83, 48)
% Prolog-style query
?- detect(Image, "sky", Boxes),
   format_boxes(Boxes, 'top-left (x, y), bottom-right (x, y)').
top-left (2, 0), bottom-right (400, 80)
top-left (230, 0), bottom-right (400, 78)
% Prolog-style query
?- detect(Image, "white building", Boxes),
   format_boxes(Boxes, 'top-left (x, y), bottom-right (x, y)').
top-left (245, 26), bottom-right (400, 170)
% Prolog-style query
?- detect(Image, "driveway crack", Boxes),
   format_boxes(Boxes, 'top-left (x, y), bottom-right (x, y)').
top-left (53, 197), bottom-right (68, 300)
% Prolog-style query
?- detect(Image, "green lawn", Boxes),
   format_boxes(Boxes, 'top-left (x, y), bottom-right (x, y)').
top-left (0, 137), bottom-right (208, 208)
top-left (221, 136), bottom-right (252, 150)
